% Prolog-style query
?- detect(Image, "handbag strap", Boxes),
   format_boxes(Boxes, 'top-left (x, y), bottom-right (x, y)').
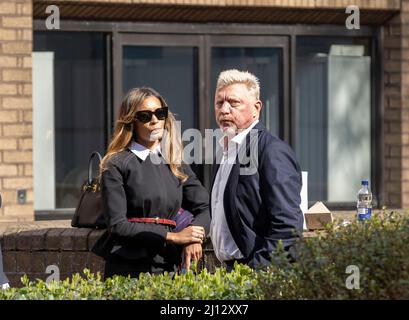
top-left (88, 151), bottom-right (102, 184)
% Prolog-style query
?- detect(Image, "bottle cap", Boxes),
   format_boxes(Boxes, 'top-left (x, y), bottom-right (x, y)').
top-left (361, 180), bottom-right (369, 186)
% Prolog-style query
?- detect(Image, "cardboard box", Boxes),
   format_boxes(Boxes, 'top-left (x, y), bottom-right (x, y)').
top-left (304, 201), bottom-right (333, 230)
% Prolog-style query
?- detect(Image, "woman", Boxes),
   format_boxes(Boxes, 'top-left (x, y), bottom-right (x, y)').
top-left (92, 87), bottom-right (210, 279)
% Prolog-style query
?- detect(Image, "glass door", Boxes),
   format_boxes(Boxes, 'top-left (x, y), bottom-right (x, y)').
top-left (203, 35), bottom-right (289, 188)
top-left (113, 34), bottom-right (203, 179)
top-left (114, 34), bottom-right (201, 133)
top-left (114, 34), bottom-right (289, 188)
top-left (208, 35), bottom-right (289, 140)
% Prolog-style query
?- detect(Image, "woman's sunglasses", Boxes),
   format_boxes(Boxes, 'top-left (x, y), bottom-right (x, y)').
top-left (135, 107), bottom-right (168, 123)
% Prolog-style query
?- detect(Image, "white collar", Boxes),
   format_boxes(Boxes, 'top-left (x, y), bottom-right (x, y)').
top-left (218, 119), bottom-right (259, 147)
top-left (128, 141), bottom-right (162, 161)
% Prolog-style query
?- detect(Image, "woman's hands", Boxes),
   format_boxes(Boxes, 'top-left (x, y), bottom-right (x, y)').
top-left (181, 243), bottom-right (203, 271)
top-left (166, 225), bottom-right (205, 245)
top-left (166, 225), bottom-right (205, 271)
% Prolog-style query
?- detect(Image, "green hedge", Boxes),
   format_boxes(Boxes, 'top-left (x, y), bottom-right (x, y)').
top-left (259, 211), bottom-right (409, 299)
top-left (1, 212), bottom-right (409, 300)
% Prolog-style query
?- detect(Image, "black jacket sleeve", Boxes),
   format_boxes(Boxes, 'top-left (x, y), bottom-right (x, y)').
top-left (101, 157), bottom-right (168, 249)
top-left (181, 164), bottom-right (211, 236)
top-left (248, 138), bottom-right (304, 268)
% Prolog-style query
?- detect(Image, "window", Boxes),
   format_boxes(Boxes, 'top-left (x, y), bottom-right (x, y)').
top-left (295, 37), bottom-right (373, 204)
top-left (32, 23), bottom-right (379, 216)
top-left (211, 47), bottom-right (283, 137)
top-left (122, 46), bottom-right (198, 133)
top-left (33, 32), bottom-right (107, 211)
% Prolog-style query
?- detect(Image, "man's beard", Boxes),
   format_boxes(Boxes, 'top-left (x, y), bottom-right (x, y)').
top-left (222, 124), bottom-right (237, 138)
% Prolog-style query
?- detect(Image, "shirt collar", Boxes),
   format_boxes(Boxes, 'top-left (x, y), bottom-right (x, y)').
top-left (129, 141), bottom-right (162, 161)
top-left (218, 119), bottom-right (259, 147)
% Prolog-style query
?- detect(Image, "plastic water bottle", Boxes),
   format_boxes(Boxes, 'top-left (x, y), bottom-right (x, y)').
top-left (357, 180), bottom-right (372, 221)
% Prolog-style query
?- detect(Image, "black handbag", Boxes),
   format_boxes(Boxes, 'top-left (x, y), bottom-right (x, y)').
top-left (71, 151), bottom-right (106, 229)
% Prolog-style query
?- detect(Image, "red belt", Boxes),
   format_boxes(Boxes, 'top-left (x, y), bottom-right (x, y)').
top-left (128, 217), bottom-right (176, 228)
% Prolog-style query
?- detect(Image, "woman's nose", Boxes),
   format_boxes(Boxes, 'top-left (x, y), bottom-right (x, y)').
top-left (150, 114), bottom-right (159, 123)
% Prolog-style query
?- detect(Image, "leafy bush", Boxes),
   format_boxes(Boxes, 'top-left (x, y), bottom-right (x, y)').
top-left (258, 211), bottom-right (409, 299)
top-left (1, 212), bottom-right (409, 300)
top-left (0, 265), bottom-right (262, 300)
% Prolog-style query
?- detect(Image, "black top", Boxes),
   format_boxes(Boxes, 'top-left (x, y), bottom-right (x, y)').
top-left (92, 148), bottom-right (210, 269)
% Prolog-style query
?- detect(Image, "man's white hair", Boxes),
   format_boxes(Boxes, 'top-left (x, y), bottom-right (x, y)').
top-left (216, 69), bottom-right (260, 100)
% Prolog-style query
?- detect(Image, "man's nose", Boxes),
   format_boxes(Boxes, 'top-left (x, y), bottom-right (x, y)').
top-left (220, 101), bottom-right (231, 113)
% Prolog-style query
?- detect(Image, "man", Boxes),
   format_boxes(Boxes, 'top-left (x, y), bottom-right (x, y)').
top-left (210, 69), bottom-right (303, 270)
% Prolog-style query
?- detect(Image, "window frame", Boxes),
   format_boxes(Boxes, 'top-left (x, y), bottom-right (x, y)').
top-left (33, 20), bottom-right (382, 219)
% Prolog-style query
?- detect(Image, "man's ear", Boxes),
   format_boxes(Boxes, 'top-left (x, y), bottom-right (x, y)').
top-left (253, 100), bottom-right (262, 117)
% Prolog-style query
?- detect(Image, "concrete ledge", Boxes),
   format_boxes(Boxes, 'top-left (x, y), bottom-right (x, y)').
top-left (0, 224), bottom-right (107, 287)
top-left (0, 221), bottom-right (219, 287)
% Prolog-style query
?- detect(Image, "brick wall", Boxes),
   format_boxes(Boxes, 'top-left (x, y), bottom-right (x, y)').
top-left (383, 0), bottom-right (409, 208)
top-left (402, 1), bottom-right (409, 207)
top-left (1, 228), bottom-right (106, 286)
top-left (0, 211), bottom-right (362, 287)
top-left (0, 210), bottom-right (388, 287)
top-left (0, 228), bottom-right (221, 287)
top-left (32, 0), bottom-right (399, 23)
top-left (0, 0), bottom-right (33, 222)
top-left (34, 0), bottom-right (402, 10)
